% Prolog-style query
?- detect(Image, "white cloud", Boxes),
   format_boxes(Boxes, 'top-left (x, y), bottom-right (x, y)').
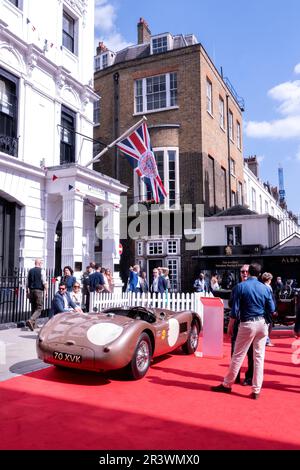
top-left (256, 155), bottom-right (265, 164)
top-left (245, 115), bottom-right (300, 139)
top-left (268, 81), bottom-right (300, 115)
top-left (296, 146), bottom-right (300, 161)
top-left (294, 63), bottom-right (300, 74)
top-left (94, 0), bottom-right (132, 53)
top-left (245, 71), bottom-right (300, 139)
top-left (95, 0), bottom-right (116, 33)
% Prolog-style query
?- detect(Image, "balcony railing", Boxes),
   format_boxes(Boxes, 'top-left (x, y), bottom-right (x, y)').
top-left (0, 135), bottom-right (18, 157)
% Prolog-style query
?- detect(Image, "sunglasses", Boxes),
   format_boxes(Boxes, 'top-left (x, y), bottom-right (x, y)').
top-left (240, 270), bottom-right (248, 273)
top-left (59, 287), bottom-right (66, 290)
top-left (74, 285), bottom-right (80, 288)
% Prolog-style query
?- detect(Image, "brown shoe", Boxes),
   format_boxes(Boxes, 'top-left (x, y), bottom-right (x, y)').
top-left (26, 320), bottom-right (34, 331)
top-left (250, 392), bottom-right (260, 400)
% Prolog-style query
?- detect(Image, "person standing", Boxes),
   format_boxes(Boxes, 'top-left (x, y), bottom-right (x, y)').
top-left (262, 272), bottom-right (275, 346)
top-left (61, 266), bottom-right (77, 293)
top-left (128, 265), bottom-right (142, 293)
top-left (26, 259), bottom-right (48, 331)
top-left (140, 271), bottom-right (149, 293)
top-left (193, 273), bottom-right (206, 293)
top-left (150, 268), bottom-right (167, 294)
top-left (211, 263), bottom-right (275, 399)
top-left (230, 264), bottom-right (254, 386)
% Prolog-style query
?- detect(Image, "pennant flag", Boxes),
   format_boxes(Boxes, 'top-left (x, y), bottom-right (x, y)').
top-left (68, 184), bottom-right (74, 191)
top-left (52, 174), bottom-right (58, 181)
top-left (116, 122), bottom-right (167, 202)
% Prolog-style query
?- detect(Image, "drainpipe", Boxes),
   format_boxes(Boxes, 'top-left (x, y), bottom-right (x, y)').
top-left (113, 72), bottom-right (120, 180)
top-left (226, 94), bottom-right (232, 207)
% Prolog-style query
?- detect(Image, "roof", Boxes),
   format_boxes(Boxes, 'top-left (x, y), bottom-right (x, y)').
top-left (215, 205), bottom-right (257, 217)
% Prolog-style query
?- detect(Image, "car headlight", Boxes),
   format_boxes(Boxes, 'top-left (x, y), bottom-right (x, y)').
top-left (87, 323), bottom-right (123, 346)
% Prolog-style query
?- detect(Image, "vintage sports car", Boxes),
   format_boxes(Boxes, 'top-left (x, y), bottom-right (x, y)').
top-left (36, 306), bottom-right (201, 379)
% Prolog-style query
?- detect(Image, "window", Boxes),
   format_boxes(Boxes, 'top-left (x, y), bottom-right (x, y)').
top-left (226, 226), bottom-right (242, 246)
top-left (219, 96), bottom-right (225, 128)
top-left (259, 195), bottom-right (262, 214)
top-left (237, 120), bottom-right (241, 149)
top-left (148, 241), bottom-right (163, 255)
top-left (265, 200), bottom-right (269, 213)
top-left (230, 158), bottom-right (236, 176)
top-left (167, 240), bottom-right (177, 254)
top-left (206, 78), bottom-right (212, 114)
top-left (167, 259), bottom-right (178, 291)
top-left (152, 36), bottom-right (168, 54)
top-left (231, 191), bottom-right (236, 206)
top-left (137, 241), bottom-right (143, 256)
top-left (93, 99), bottom-right (100, 126)
top-left (60, 105), bottom-right (76, 164)
top-left (251, 188), bottom-right (256, 211)
top-left (94, 56), bottom-right (101, 71)
top-left (102, 53), bottom-right (108, 69)
top-left (0, 69), bottom-right (18, 157)
top-left (238, 182), bottom-right (243, 205)
top-left (143, 148), bottom-right (179, 208)
top-left (135, 73), bottom-right (177, 113)
top-left (63, 11), bottom-right (75, 53)
top-left (229, 110), bottom-right (234, 140)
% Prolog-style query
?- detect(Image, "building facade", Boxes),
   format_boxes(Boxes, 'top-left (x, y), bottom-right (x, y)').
top-left (244, 156), bottom-right (298, 239)
top-left (0, 0), bottom-right (126, 276)
top-left (94, 18), bottom-right (245, 291)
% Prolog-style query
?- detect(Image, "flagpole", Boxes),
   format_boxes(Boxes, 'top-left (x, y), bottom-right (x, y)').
top-left (84, 115), bottom-right (147, 168)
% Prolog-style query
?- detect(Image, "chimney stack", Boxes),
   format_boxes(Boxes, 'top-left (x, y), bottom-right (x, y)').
top-left (96, 41), bottom-right (108, 55)
top-left (244, 155), bottom-right (259, 178)
top-left (137, 17), bottom-right (151, 44)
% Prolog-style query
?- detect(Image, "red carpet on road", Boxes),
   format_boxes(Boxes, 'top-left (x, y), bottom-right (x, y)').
top-left (0, 330), bottom-right (299, 450)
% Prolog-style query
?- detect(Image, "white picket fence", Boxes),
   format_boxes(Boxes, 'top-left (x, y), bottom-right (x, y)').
top-left (90, 291), bottom-right (214, 322)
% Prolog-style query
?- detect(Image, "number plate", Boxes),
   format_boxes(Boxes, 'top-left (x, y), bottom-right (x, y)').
top-left (53, 351), bottom-right (82, 363)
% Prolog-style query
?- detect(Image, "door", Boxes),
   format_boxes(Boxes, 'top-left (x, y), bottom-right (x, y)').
top-left (148, 259), bottom-right (163, 287)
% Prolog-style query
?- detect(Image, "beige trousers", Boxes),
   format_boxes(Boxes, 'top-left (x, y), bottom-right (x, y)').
top-left (224, 319), bottom-right (268, 394)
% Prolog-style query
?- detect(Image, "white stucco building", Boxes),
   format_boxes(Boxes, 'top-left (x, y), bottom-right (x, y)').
top-left (243, 157), bottom-right (299, 239)
top-left (0, 0), bottom-right (126, 275)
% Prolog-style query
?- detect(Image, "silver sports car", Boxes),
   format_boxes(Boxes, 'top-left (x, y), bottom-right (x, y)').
top-left (37, 306), bottom-right (201, 379)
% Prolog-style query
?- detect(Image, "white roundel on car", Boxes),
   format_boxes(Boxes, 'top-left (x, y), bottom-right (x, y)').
top-left (167, 318), bottom-right (180, 347)
top-left (87, 323), bottom-right (123, 346)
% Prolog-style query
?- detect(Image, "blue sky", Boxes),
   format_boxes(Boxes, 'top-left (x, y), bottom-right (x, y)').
top-left (95, 0), bottom-right (300, 217)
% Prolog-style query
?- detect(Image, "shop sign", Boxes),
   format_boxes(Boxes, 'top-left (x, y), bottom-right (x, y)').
top-left (281, 257), bottom-right (300, 264)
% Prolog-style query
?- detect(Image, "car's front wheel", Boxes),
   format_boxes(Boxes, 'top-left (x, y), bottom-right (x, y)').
top-left (182, 320), bottom-right (200, 354)
top-left (127, 332), bottom-right (152, 380)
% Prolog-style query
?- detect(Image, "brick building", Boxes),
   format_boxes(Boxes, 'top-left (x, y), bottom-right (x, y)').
top-left (93, 18), bottom-right (245, 291)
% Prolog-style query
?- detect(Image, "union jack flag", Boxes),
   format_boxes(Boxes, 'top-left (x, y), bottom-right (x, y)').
top-left (116, 122), bottom-right (167, 202)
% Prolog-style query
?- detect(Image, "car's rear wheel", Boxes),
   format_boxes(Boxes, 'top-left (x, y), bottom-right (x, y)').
top-left (182, 320), bottom-right (199, 354)
top-left (127, 332), bottom-right (152, 380)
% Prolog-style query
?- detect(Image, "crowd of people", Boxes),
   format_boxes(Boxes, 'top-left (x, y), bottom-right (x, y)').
top-left (127, 265), bottom-right (170, 294)
top-left (25, 260), bottom-right (115, 330)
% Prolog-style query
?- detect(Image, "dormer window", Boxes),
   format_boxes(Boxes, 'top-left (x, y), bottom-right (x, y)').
top-left (151, 34), bottom-right (173, 54)
top-left (94, 52), bottom-right (115, 71)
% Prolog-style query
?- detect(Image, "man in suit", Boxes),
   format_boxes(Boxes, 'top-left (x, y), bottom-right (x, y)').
top-left (51, 282), bottom-right (82, 316)
top-left (150, 268), bottom-right (167, 294)
top-left (128, 265), bottom-right (142, 293)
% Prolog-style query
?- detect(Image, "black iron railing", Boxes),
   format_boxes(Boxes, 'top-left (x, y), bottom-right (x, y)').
top-left (0, 269), bottom-right (59, 324)
top-left (0, 135), bottom-right (18, 157)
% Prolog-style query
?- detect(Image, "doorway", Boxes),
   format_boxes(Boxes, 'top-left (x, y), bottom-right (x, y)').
top-left (148, 259), bottom-right (163, 284)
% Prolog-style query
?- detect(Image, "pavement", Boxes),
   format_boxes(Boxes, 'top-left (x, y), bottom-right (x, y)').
top-left (0, 322), bottom-right (50, 382)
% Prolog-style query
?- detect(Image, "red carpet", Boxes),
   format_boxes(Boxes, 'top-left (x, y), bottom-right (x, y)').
top-left (0, 330), bottom-right (299, 450)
